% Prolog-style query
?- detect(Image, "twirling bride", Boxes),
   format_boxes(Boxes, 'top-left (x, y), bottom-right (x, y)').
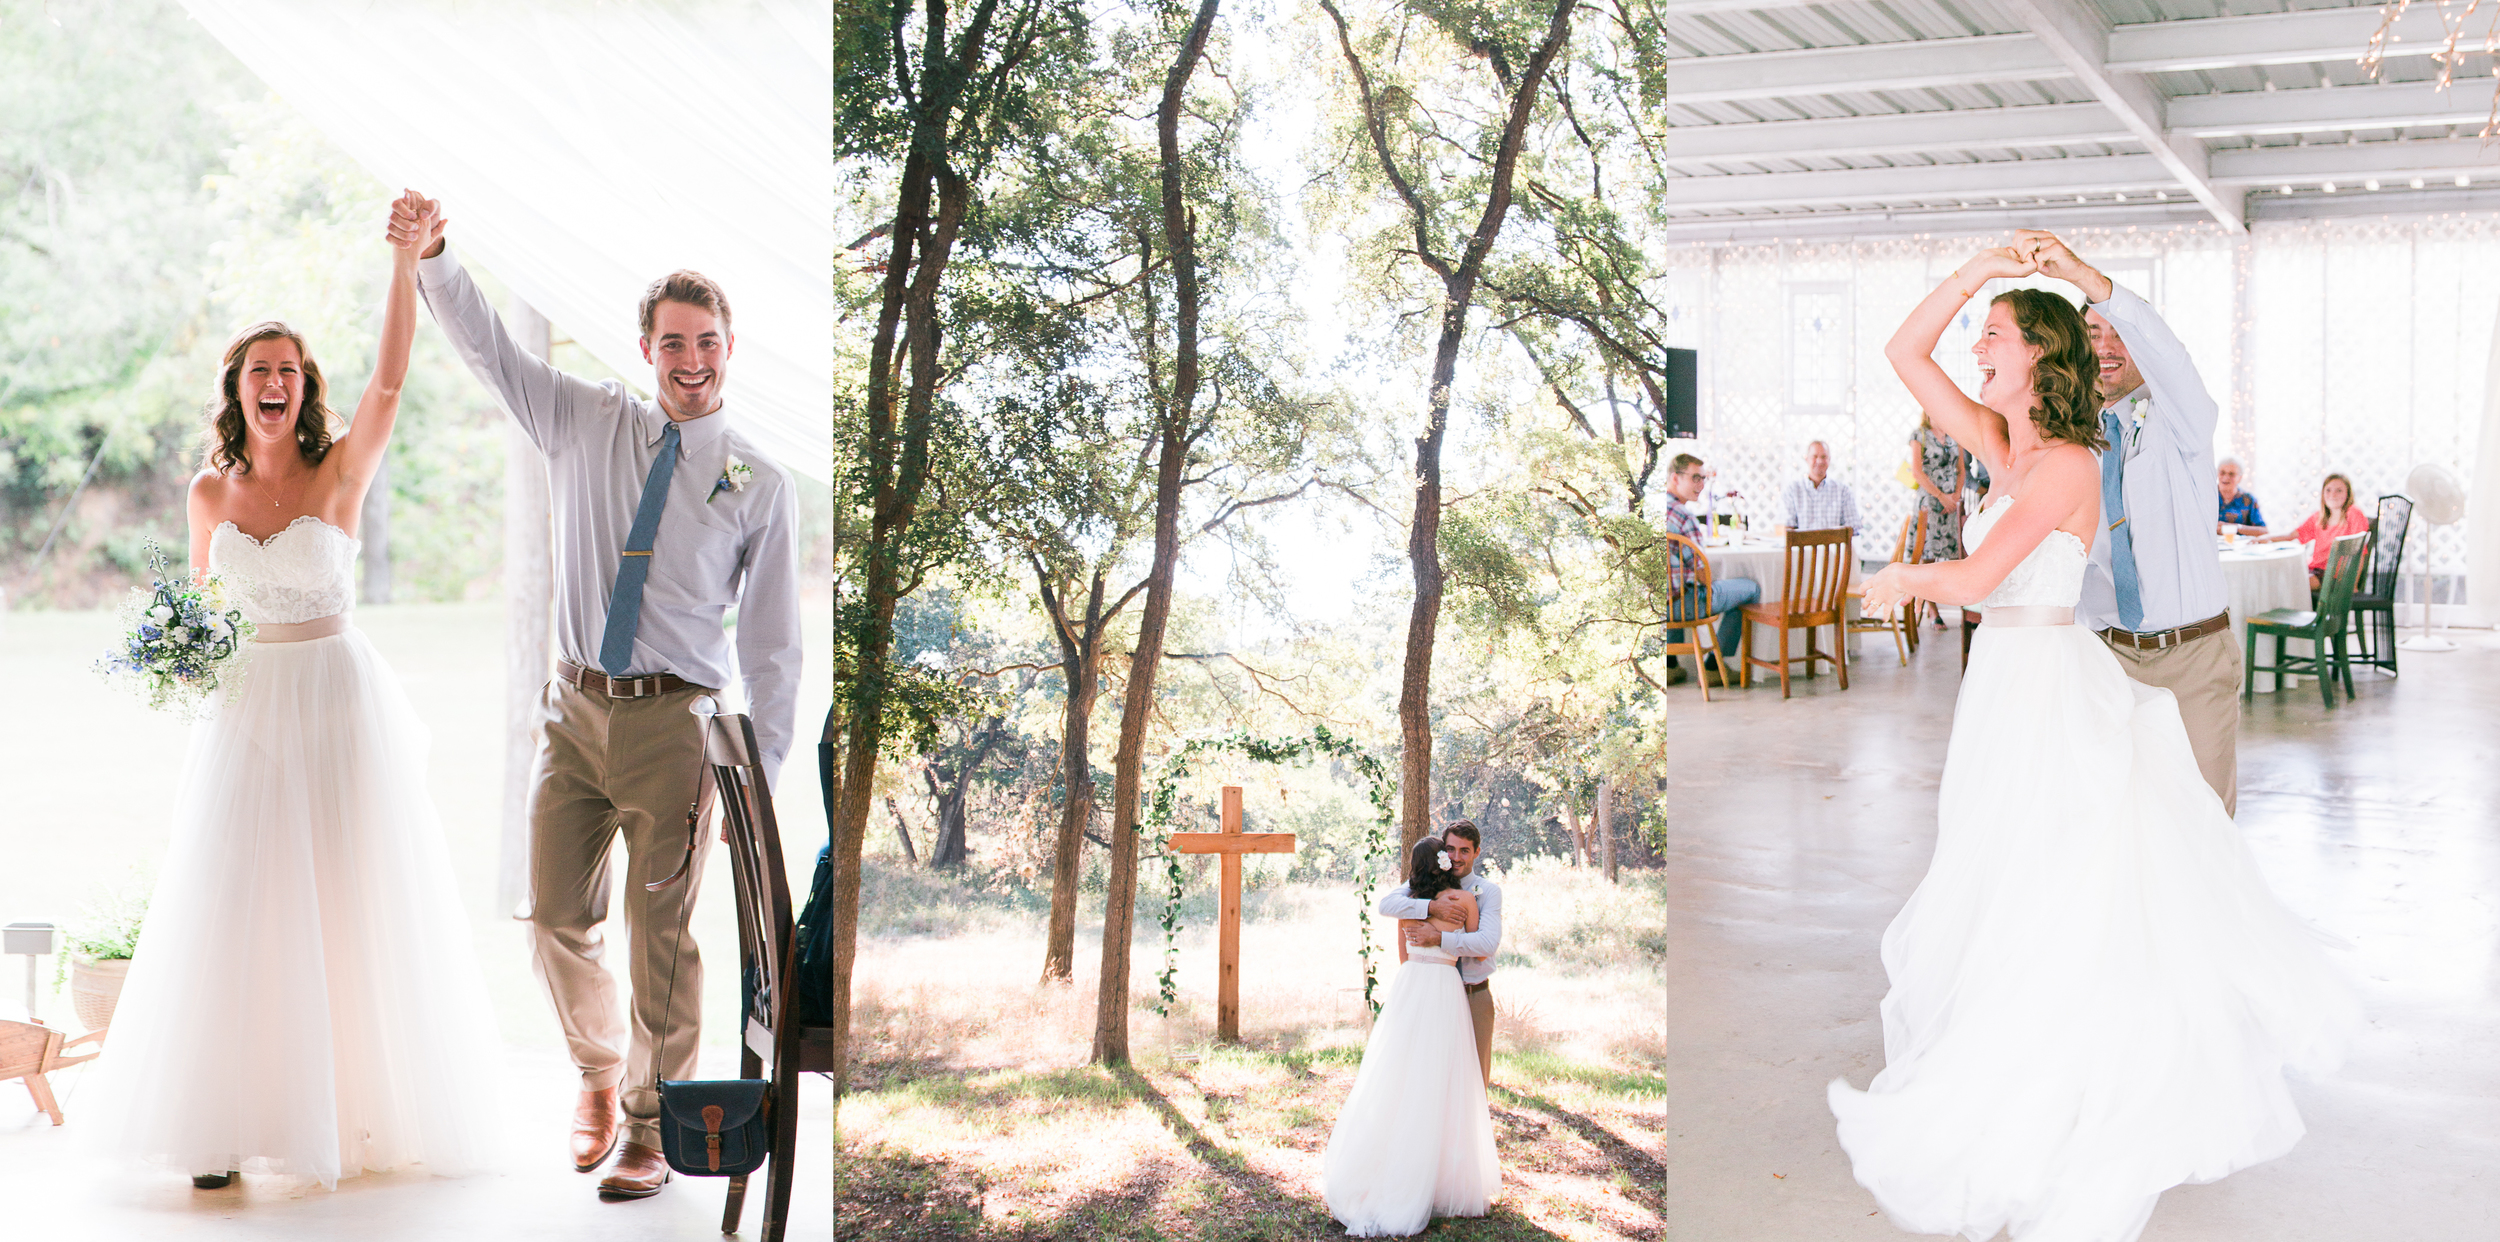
top-left (1830, 244), bottom-right (2360, 1242)
top-left (78, 193), bottom-right (502, 1190)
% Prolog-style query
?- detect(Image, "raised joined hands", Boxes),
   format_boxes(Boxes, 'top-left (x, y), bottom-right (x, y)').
top-left (385, 190), bottom-right (447, 258)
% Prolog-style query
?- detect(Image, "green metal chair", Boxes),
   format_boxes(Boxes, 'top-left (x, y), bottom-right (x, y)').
top-left (2244, 531), bottom-right (2372, 708)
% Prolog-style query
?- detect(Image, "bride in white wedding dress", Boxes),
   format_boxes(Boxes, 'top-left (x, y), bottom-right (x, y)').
top-left (1323, 837), bottom-right (1501, 1236)
top-left (78, 194), bottom-right (502, 1190)
top-left (1831, 246), bottom-right (2360, 1242)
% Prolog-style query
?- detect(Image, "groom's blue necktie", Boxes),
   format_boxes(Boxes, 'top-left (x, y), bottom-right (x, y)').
top-left (599, 420), bottom-right (681, 675)
top-left (2100, 405), bottom-right (2144, 631)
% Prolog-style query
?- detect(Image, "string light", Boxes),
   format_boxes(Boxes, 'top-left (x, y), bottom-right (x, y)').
top-left (2365, 0), bottom-right (2500, 138)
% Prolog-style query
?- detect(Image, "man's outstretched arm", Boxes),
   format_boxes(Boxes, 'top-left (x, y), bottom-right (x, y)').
top-left (410, 202), bottom-right (602, 453)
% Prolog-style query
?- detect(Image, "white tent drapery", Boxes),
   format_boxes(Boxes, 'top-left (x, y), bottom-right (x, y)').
top-left (179, 0), bottom-right (836, 482)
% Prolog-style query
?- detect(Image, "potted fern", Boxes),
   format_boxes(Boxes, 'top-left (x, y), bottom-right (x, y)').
top-left (58, 889), bottom-right (147, 1031)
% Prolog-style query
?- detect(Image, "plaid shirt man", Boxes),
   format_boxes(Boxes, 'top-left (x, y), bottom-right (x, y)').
top-left (1781, 476), bottom-right (1862, 534)
top-left (1662, 494), bottom-right (1706, 591)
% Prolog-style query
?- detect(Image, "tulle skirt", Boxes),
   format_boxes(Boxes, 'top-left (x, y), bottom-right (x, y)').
top-left (1322, 956), bottom-right (1500, 1236)
top-left (1828, 622), bottom-right (2361, 1242)
top-left (77, 625), bottom-right (505, 1187)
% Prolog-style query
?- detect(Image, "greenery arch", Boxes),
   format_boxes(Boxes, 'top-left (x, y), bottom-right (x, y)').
top-left (1141, 725), bottom-right (1398, 1019)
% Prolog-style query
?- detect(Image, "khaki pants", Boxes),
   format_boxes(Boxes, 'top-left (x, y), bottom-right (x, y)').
top-left (2100, 624), bottom-right (2241, 816)
top-left (1466, 982), bottom-right (1495, 1087)
top-left (527, 678), bottom-right (715, 1148)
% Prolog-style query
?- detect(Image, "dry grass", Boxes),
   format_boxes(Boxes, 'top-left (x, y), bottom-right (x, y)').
top-left (833, 863), bottom-right (1665, 1239)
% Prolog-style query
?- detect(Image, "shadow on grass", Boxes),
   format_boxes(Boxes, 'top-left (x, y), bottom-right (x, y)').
top-left (1490, 1081), bottom-right (1666, 1224)
top-left (836, 1056), bottom-right (1576, 1240)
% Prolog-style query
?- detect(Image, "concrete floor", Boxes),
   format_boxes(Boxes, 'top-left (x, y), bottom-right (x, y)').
top-left (0, 1045), bottom-right (840, 1240)
top-left (1668, 626), bottom-right (2500, 1240)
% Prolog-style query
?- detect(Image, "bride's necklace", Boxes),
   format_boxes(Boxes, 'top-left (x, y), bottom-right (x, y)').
top-left (247, 460), bottom-right (301, 511)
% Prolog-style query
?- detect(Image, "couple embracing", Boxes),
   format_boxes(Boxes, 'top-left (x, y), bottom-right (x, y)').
top-left (1322, 821), bottom-right (1506, 1236)
top-left (78, 192), bottom-right (800, 1200)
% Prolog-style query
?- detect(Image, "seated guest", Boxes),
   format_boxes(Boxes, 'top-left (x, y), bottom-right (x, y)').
top-left (1779, 439), bottom-right (1861, 534)
top-left (2216, 456), bottom-right (2266, 535)
top-left (1662, 452), bottom-right (1760, 683)
top-left (2259, 472), bottom-right (2371, 591)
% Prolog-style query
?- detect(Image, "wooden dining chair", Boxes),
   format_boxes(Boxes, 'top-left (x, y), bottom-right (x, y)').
top-left (1741, 528), bottom-right (1855, 698)
top-left (1658, 532), bottom-right (1733, 701)
top-left (1845, 510), bottom-right (1925, 666)
top-left (691, 702), bottom-right (838, 1242)
top-left (2244, 532), bottom-right (2372, 708)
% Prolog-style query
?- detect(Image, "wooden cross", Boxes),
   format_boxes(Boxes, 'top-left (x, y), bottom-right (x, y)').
top-left (1167, 785), bottom-right (1297, 1043)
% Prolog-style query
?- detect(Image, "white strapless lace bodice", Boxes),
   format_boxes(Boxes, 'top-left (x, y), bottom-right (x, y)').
top-left (1964, 499), bottom-right (2087, 611)
top-left (209, 516), bottom-right (359, 625)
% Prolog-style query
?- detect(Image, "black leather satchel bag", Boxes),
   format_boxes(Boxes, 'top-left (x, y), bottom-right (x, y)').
top-left (647, 784), bottom-right (773, 1179)
top-left (655, 1078), bottom-right (772, 1177)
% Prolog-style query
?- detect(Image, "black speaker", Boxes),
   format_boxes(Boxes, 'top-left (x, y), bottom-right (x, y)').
top-left (1663, 348), bottom-right (1696, 439)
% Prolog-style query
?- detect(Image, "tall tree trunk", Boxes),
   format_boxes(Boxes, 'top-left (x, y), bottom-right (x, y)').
top-left (1560, 800), bottom-right (1586, 868)
top-left (1598, 775), bottom-right (1618, 883)
top-left (823, 130), bottom-right (973, 1096)
top-left (1324, 0), bottom-right (1577, 867)
top-left (1093, 0), bottom-right (1220, 1066)
top-left (499, 299), bottom-right (554, 916)
top-left (1042, 570), bottom-right (1108, 982)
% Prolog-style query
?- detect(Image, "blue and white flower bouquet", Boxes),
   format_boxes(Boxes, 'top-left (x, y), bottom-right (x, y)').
top-left (95, 542), bottom-right (255, 718)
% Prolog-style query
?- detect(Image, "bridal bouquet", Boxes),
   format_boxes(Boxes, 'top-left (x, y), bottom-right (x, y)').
top-left (95, 542), bottom-right (255, 719)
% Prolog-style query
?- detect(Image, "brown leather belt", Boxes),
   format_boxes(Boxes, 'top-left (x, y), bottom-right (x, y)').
top-left (556, 659), bottom-right (708, 699)
top-left (1464, 980), bottom-right (1490, 995)
top-left (2098, 610), bottom-right (2230, 652)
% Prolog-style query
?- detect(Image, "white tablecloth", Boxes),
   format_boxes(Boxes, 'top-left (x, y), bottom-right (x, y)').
top-left (2221, 543), bottom-right (2312, 694)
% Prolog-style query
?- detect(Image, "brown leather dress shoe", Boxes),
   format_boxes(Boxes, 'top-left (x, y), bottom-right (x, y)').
top-left (597, 1141), bottom-right (671, 1199)
top-left (571, 1086), bottom-right (620, 1172)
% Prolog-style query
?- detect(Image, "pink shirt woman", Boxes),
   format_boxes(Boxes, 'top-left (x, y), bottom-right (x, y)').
top-left (2262, 472), bottom-right (2369, 588)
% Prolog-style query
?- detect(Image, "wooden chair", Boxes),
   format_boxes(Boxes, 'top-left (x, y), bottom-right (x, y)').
top-left (2244, 532), bottom-right (2372, 708)
top-left (693, 703), bottom-right (837, 1242)
top-left (2, 1019), bottom-right (105, 1125)
top-left (1741, 528), bottom-right (1855, 699)
top-left (1845, 510), bottom-right (1926, 666)
top-left (2348, 493), bottom-right (2411, 678)
top-left (1658, 532), bottom-right (1734, 700)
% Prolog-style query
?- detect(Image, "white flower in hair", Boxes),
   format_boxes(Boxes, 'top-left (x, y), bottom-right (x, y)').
top-left (1436, 849), bottom-right (1451, 871)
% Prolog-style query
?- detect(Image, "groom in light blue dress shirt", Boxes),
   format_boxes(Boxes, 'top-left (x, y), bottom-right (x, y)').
top-left (2021, 230), bottom-right (2241, 814)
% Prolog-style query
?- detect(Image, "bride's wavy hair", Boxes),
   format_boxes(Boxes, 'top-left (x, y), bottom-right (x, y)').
top-left (205, 321), bottom-right (338, 476)
top-left (1991, 288), bottom-right (2107, 453)
top-left (1407, 836), bottom-right (1463, 901)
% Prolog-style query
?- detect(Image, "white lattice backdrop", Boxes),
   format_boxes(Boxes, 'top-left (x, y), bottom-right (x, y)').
top-left (1660, 219), bottom-right (2500, 606)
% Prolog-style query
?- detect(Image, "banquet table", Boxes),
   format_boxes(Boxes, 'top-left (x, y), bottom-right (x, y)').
top-left (2220, 541), bottom-right (2313, 693)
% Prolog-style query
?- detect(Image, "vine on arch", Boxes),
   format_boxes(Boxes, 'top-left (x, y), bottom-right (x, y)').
top-left (1141, 724), bottom-right (1398, 1019)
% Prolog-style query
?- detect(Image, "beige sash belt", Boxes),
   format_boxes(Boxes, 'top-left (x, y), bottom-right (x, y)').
top-left (256, 613), bottom-right (350, 643)
top-left (1983, 605), bottom-right (2074, 627)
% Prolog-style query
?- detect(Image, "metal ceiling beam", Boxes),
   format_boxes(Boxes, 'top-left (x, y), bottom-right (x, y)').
top-left (2105, 6), bottom-right (2449, 74)
top-left (1665, 103), bottom-right (2131, 165)
top-left (1664, 34), bottom-right (2066, 105)
top-left (1665, 9), bottom-right (2454, 109)
top-left (1666, 153), bottom-right (2177, 211)
top-left (1996, 0), bottom-right (2243, 231)
top-left (2210, 137), bottom-right (2500, 186)
top-left (2170, 80), bottom-right (2496, 138)
top-left (1662, 139), bottom-right (2500, 212)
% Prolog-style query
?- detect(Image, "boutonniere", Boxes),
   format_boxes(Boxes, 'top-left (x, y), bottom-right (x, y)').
top-left (708, 456), bottom-right (753, 504)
